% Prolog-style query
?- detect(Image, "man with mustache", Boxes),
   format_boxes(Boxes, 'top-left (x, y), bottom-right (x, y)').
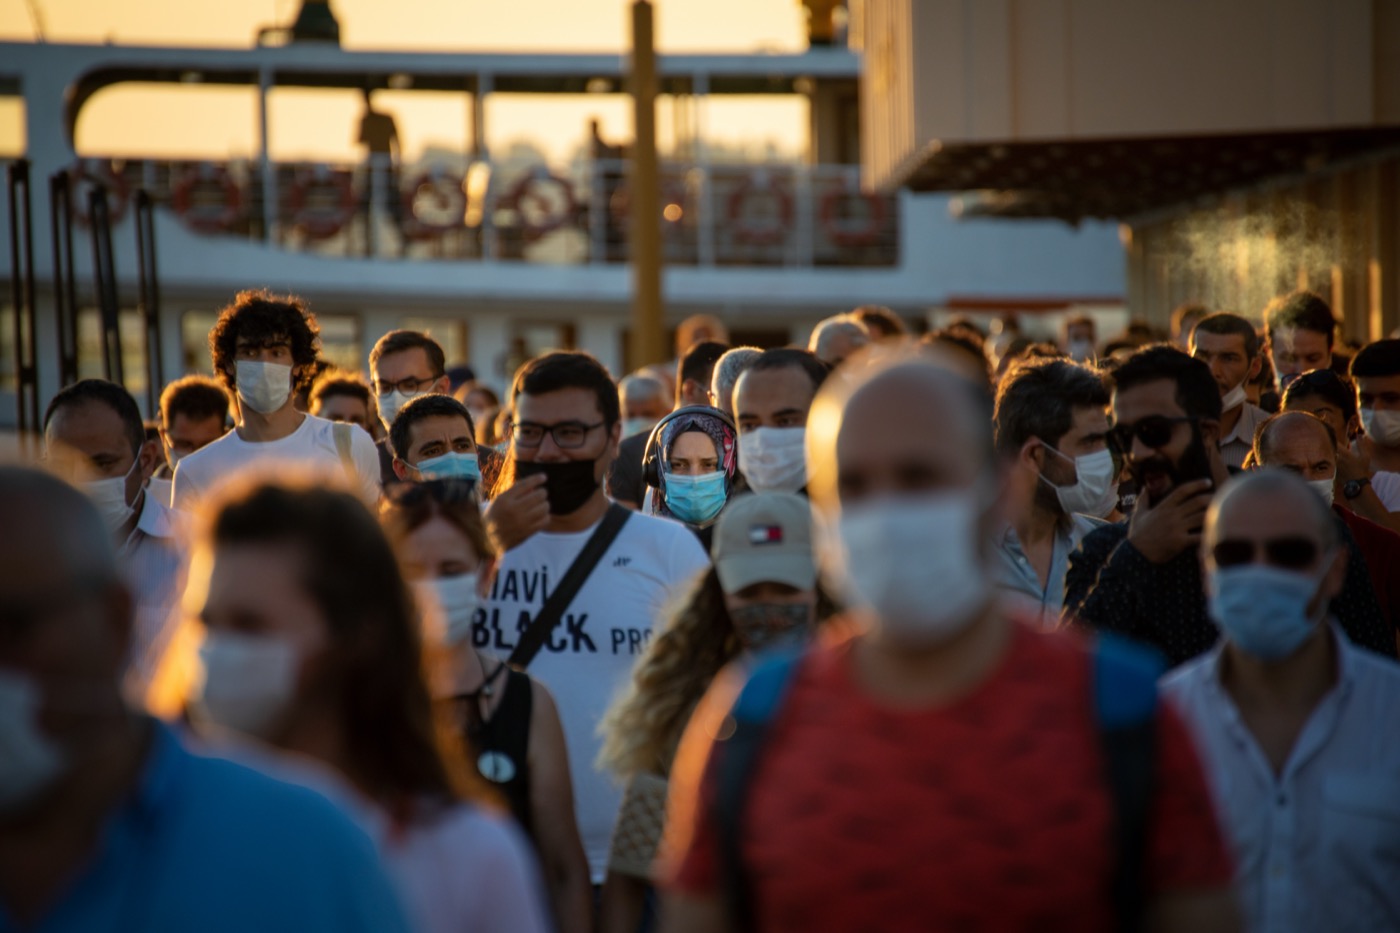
top-left (1064, 345), bottom-right (1393, 666)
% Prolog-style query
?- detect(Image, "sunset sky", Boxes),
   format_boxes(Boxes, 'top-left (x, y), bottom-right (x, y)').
top-left (0, 0), bottom-right (814, 164)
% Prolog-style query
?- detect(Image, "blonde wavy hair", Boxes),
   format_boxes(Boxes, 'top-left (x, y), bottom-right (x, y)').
top-left (599, 566), bottom-right (739, 779)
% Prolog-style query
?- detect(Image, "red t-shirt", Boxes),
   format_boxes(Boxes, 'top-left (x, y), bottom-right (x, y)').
top-left (662, 616), bottom-right (1231, 931)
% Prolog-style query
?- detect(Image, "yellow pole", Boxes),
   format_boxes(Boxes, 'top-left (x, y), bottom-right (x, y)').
top-left (629, 0), bottom-right (666, 369)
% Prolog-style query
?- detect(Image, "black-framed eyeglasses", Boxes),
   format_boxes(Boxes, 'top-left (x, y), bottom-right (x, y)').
top-left (1212, 536), bottom-right (1320, 571)
top-left (510, 420), bottom-right (604, 449)
top-left (375, 373), bottom-right (443, 396)
top-left (383, 477), bottom-right (478, 507)
top-left (1107, 415), bottom-right (1196, 456)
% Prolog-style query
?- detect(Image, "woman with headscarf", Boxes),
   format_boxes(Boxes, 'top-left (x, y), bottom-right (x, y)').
top-left (641, 406), bottom-right (739, 547)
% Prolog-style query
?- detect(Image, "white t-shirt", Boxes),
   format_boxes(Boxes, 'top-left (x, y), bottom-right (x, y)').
top-left (1371, 470), bottom-right (1400, 511)
top-left (480, 509), bottom-right (710, 881)
top-left (172, 414), bottom-right (381, 510)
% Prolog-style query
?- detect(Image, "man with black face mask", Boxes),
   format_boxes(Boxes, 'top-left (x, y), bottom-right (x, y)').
top-left (483, 351), bottom-right (710, 886)
top-left (1064, 345), bottom-right (1391, 665)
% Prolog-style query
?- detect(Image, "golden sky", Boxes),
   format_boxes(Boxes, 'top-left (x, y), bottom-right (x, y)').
top-left (0, 0), bottom-right (813, 163)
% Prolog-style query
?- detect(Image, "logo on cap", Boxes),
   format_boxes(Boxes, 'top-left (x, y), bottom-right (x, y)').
top-left (748, 524), bottom-right (784, 545)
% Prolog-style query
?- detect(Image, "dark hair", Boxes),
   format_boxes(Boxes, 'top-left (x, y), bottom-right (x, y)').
top-left (922, 329), bottom-right (991, 386)
top-left (1254, 411), bottom-right (1338, 464)
top-left (1263, 291), bottom-right (1337, 347)
top-left (208, 481), bottom-right (482, 812)
top-left (1282, 369), bottom-right (1358, 421)
top-left (677, 341), bottom-right (729, 394)
top-left (746, 347), bottom-right (830, 393)
top-left (159, 375), bottom-right (230, 428)
top-left (370, 330), bottom-right (446, 378)
top-left (1064, 314), bottom-right (1096, 335)
top-left (209, 290), bottom-right (322, 394)
top-left (1109, 344), bottom-right (1223, 421)
top-left (43, 379), bottom-right (145, 454)
top-left (390, 394), bottom-right (476, 460)
top-left (1192, 312), bottom-right (1259, 359)
top-left (851, 305), bottom-right (907, 339)
top-left (309, 370), bottom-right (372, 409)
top-left (381, 479), bottom-right (497, 564)
top-left (511, 350), bottom-right (619, 427)
top-left (994, 359), bottom-right (1110, 456)
top-left (460, 383), bottom-right (501, 408)
top-left (1349, 338), bottom-right (1400, 379)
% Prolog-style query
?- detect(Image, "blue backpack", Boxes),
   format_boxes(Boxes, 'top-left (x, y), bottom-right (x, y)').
top-left (713, 633), bottom-right (1164, 933)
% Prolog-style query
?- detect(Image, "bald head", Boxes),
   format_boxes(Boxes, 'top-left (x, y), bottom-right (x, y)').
top-left (807, 354), bottom-right (995, 511)
top-left (0, 466), bottom-right (118, 587)
top-left (1253, 411), bottom-right (1338, 484)
top-left (1207, 469), bottom-right (1339, 555)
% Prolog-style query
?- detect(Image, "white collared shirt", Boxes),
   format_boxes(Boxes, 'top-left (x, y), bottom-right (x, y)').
top-left (119, 486), bottom-right (188, 695)
top-left (1218, 401), bottom-right (1269, 470)
top-left (1161, 626), bottom-right (1400, 933)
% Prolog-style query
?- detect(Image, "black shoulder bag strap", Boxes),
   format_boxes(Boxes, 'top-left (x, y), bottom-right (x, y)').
top-left (507, 503), bottom-right (631, 670)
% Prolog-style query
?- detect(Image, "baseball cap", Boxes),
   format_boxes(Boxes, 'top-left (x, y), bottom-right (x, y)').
top-left (712, 492), bottom-right (818, 595)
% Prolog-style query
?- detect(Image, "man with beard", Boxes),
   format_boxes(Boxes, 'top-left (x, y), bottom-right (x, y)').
top-left (1064, 345), bottom-right (1391, 666)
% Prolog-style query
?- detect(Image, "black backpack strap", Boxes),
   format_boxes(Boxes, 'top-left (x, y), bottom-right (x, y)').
top-left (714, 651), bottom-right (803, 933)
top-left (507, 503), bottom-right (631, 669)
top-left (1092, 634), bottom-right (1165, 933)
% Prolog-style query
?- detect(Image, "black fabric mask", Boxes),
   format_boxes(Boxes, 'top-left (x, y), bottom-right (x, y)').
top-left (516, 459), bottom-right (600, 515)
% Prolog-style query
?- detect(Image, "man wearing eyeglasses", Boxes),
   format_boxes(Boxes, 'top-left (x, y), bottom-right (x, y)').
top-left (369, 330), bottom-right (453, 487)
top-left (1162, 469), bottom-right (1400, 932)
top-left (1190, 313), bottom-right (1269, 470)
top-left (1064, 346), bottom-right (1392, 666)
top-left (485, 350), bottom-right (710, 885)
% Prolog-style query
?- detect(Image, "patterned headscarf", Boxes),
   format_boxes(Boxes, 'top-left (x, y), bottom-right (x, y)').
top-left (646, 408), bottom-right (738, 520)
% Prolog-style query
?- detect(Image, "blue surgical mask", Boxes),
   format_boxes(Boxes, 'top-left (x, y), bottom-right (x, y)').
top-left (414, 451), bottom-right (480, 482)
top-left (1207, 563), bottom-right (1326, 660)
top-left (664, 470), bottom-right (728, 525)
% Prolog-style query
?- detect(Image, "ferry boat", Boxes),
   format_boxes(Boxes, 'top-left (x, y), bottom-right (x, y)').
top-left (0, 9), bottom-right (1125, 426)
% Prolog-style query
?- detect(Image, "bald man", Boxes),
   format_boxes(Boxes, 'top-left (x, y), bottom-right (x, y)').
top-left (0, 467), bottom-right (409, 931)
top-left (1163, 469), bottom-right (1400, 931)
top-left (660, 356), bottom-right (1239, 933)
top-left (1253, 411), bottom-right (1400, 647)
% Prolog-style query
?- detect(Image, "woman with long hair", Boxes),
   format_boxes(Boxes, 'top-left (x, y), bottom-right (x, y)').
top-left (381, 479), bottom-right (594, 933)
top-left (597, 492), bottom-right (833, 933)
top-left (180, 478), bottom-right (551, 933)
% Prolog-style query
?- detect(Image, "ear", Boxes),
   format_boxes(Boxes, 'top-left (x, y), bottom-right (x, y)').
top-left (1247, 355), bottom-right (1262, 382)
top-left (433, 375), bottom-right (451, 395)
top-left (1018, 437), bottom-right (1046, 472)
top-left (1318, 542), bottom-right (1350, 607)
top-left (136, 439), bottom-right (161, 481)
top-left (1198, 417), bottom-right (1222, 446)
top-left (392, 458), bottom-right (412, 481)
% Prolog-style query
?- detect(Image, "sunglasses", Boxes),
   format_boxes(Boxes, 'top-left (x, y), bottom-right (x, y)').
top-left (1211, 536), bottom-right (1320, 571)
top-left (1107, 415), bottom-right (1195, 455)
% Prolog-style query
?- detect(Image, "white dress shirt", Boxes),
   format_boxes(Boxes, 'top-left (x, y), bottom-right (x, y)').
top-left (1161, 626), bottom-right (1400, 933)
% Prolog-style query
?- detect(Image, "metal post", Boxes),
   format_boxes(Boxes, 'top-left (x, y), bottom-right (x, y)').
top-left (135, 191), bottom-right (163, 414)
top-left (258, 66), bottom-right (276, 242)
top-left (694, 71), bottom-right (715, 268)
top-left (89, 186), bottom-right (124, 385)
top-left (49, 171), bottom-right (80, 387)
top-left (628, 0), bottom-right (666, 369)
top-left (7, 160), bottom-right (40, 446)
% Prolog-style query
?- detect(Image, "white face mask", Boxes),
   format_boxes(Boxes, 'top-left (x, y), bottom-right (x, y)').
top-left (1308, 476), bottom-right (1336, 507)
top-left (1361, 408), bottom-right (1400, 448)
top-left (235, 361), bottom-right (293, 415)
top-left (0, 669), bottom-right (67, 813)
top-left (826, 492), bottom-right (992, 646)
top-left (82, 456), bottom-right (141, 534)
top-left (196, 631), bottom-right (301, 739)
top-left (1220, 382), bottom-right (1248, 413)
top-left (413, 574), bottom-right (480, 647)
top-left (739, 427), bottom-right (808, 493)
top-left (1040, 446), bottom-right (1118, 518)
top-left (378, 389), bottom-right (428, 432)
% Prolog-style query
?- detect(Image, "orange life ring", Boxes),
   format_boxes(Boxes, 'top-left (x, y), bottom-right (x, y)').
top-left (171, 166), bottom-right (243, 234)
top-left (502, 170), bottom-right (577, 242)
top-left (726, 174), bottom-right (793, 247)
top-left (401, 171), bottom-right (467, 240)
top-left (68, 160), bottom-right (130, 228)
top-left (287, 168), bottom-right (358, 240)
top-left (818, 181), bottom-right (887, 248)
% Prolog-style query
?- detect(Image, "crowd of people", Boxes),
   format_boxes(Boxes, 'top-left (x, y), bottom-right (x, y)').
top-left (3, 286), bottom-right (1399, 932)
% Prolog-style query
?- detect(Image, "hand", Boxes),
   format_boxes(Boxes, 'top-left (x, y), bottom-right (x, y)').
top-left (1337, 440), bottom-right (1372, 483)
top-left (1127, 479), bottom-right (1214, 564)
top-left (484, 473), bottom-right (549, 551)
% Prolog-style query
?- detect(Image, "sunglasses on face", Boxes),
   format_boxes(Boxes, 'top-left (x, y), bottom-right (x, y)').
top-left (1211, 536), bottom-right (1320, 571)
top-left (1107, 415), bottom-right (1195, 456)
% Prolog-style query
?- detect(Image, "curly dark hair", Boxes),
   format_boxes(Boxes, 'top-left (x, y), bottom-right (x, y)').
top-left (209, 290), bottom-right (322, 395)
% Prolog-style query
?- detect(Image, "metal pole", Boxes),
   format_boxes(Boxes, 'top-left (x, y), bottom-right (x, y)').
top-left (7, 160), bottom-right (40, 445)
top-left (89, 186), bottom-right (124, 385)
top-left (50, 170), bottom-right (80, 386)
top-left (628, 0), bottom-right (665, 368)
top-left (135, 190), bottom-right (163, 414)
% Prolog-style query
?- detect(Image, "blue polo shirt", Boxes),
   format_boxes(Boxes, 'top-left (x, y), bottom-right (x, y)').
top-left (1, 721), bottom-right (411, 933)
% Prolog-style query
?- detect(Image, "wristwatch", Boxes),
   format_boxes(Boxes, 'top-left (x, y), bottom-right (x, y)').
top-left (1343, 477), bottom-right (1372, 501)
